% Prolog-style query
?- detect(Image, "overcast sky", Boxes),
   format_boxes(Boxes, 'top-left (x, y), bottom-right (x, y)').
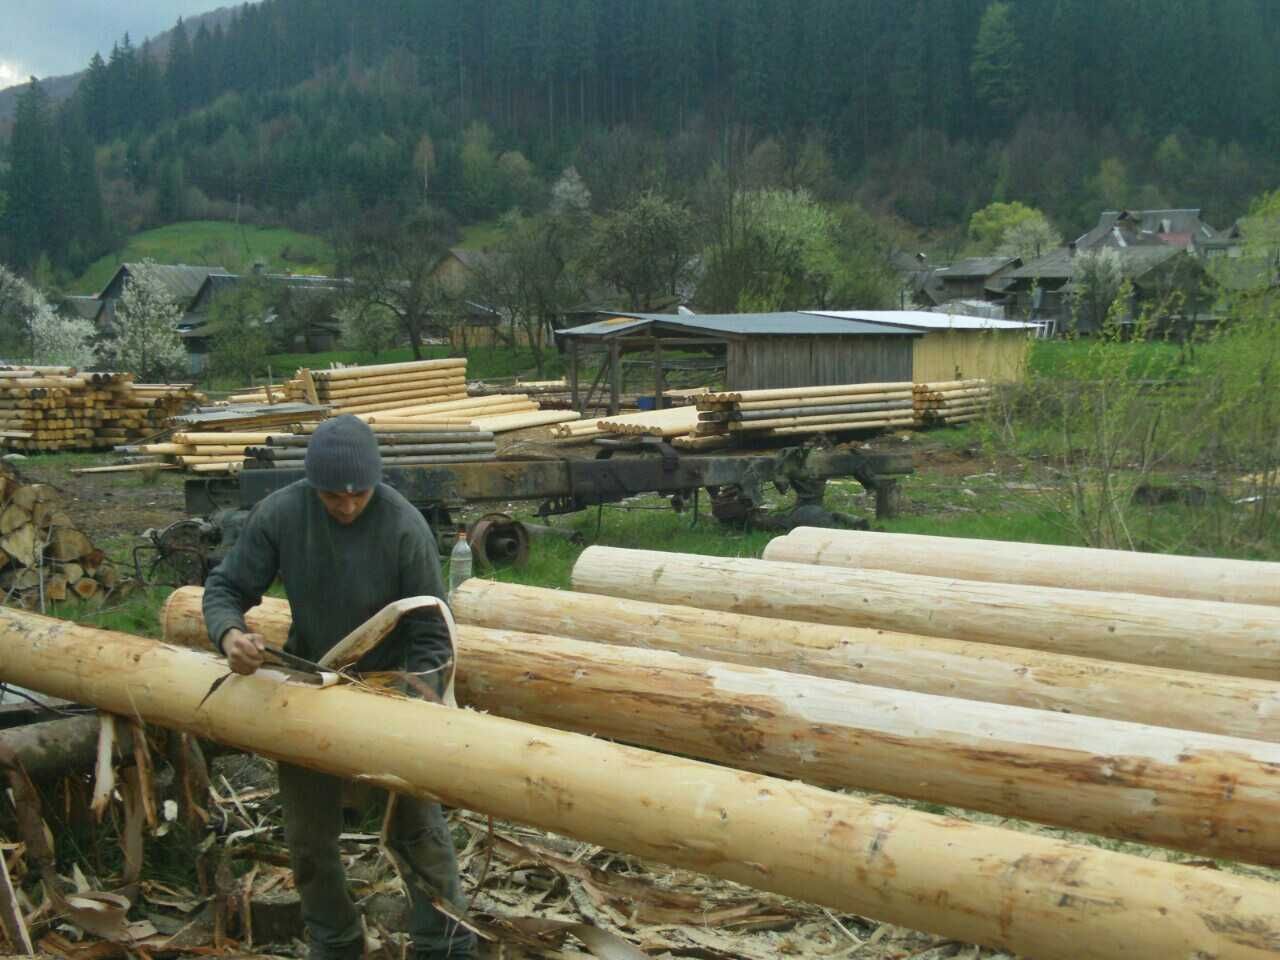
top-left (2, 0), bottom-right (226, 90)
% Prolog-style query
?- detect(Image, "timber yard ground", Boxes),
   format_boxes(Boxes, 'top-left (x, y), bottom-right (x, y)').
top-left (4, 424), bottom-right (1070, 634)
top-left (10, 415), bottom-right (1280, 960)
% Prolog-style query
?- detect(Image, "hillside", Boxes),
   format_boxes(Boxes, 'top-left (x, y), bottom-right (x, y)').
top-left (71, 221), bottom-right (334, 294)
top-left (5, 0), bottom-right (1280, 278)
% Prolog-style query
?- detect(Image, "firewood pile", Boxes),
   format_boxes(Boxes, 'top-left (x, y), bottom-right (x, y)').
top-left (912, 378), bottom-right (993, 425)
top-left (0, 367), bottom-right (203, 452)
top-left (0, 466), bottom-right (126, 610)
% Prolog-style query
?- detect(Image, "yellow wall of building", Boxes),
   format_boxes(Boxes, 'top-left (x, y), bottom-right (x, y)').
top-left (911, 329), bottom-right (1031, 384)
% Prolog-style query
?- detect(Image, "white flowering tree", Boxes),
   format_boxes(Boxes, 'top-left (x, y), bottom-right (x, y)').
top-left (100, 260), bottom-right (187, 380)
top-left (0, 265), bottom-right (97, 368)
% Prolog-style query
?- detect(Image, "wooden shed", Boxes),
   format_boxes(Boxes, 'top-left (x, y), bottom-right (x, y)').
top-left (807, 311), bottom-right (1038, 383)
top-left (556, 312), bottom-right (918, 413)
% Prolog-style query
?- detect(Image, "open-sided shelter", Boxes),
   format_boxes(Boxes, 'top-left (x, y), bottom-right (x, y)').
top-left (556, 312), bottom-right (919, 414)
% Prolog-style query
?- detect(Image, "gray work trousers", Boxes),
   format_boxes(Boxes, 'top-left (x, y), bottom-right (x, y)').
top-left (277, 762), bottom-right (476, 960)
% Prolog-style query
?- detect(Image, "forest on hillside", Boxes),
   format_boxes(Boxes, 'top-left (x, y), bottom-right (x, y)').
top-left (2, 0), bottom-right (1279, 279)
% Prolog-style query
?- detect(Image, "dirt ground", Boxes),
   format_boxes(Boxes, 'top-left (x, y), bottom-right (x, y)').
top-left (10, 454), bottom-right (188, 548)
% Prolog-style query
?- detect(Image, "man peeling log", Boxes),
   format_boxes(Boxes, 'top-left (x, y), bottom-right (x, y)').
top-left (201, 415), bottom-right (475, 960)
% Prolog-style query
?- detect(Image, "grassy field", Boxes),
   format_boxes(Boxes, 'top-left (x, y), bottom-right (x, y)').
top-left (72, 221), bottom-right (335, 294)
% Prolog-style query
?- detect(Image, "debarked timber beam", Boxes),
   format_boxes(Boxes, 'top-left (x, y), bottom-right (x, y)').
top-left (570, 546), bottom-right (1280, 679)
top-left (447, 580), bottom-right (1280, 744)
top-left (163, 589), bottom-right (1280, 867)
top-left (763, 528), bottom-right (1280, 606)
top-left (3, 609), bottom-right (1279, 960)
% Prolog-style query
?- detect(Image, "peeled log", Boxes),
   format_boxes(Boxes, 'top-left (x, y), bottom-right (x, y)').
top-left (161, 589), bottom-right (1280, 866)
top-left (764, 528), bottom-right (1280, 606)
top-left (7, 610), bottom-right (1274, 959)
top-left (446, 581), bottom-right (1280, 744)
top-left (570, 547), bottom-right (1280, 679)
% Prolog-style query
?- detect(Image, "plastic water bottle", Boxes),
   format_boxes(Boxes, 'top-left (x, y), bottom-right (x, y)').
top-left (448, 530), bottom-right (473, 597)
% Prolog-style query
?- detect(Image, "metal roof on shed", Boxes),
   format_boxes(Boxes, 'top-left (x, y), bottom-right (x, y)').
top-left (558, 311), bottom-right (920, 339)
top-left (806, 310), bottom-right (1038, 331)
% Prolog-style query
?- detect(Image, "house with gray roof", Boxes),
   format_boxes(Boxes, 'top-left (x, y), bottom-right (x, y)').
top-left (1002, 243), bottom-right (1212, 333)
top-left (935, 256), bottom-right (1022, 302)
top-left (179, 271), bottom-right (352, 372)
top-left (1075, 209), bottom-right (1219, 253)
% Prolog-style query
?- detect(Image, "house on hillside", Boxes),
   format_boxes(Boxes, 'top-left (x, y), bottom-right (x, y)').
top-left (59, 295), bottom-right (105, 326)
top-left (96, 263), bottom-right (228, 333)
top-left (1001, 243), bottom-right (1212, 334)
top-left (1076, 209), bottom-right (1219, 253)
top-left (178, 271), bottom-right (350, 373)
top-left (889, 251), bottom-right (944, 307)
top-left (431, 247), bottom-right (494, 293)
top-left (934, 256), bottom-right (1022, 303)
top-left (1198, 218), bottom-right (1280, 297)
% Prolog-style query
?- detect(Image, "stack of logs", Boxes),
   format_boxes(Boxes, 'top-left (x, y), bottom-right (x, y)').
top-left (694, 382), bottom-right (917, 437)
top-left (245, 424), bottom-right (497, 468)
top-left (551, 406), bottom-right (699, 443)
top-left (307, 358), bottom-right (469, 414)
top-left (0, 367), bottom-right (203, 451)
top-left (127, 529), bottom-right (1280, 960)
top-left (912, 379), bottom-right (992, 425)
top-left (354, 393), bottom-right (578, 435)
top-left (0, 467), bottom-right (123, 609)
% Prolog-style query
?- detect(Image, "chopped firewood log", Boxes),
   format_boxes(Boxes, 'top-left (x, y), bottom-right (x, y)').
top-left (0, 525), bottom-right (36, 568)
top-left (72, 577), bottom-right (100, 600)
top-left (47, 527), bottom-right (93, 562)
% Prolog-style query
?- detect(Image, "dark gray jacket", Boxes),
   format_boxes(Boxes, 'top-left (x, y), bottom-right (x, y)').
top-left (202, 479), bottom-right (452, 676)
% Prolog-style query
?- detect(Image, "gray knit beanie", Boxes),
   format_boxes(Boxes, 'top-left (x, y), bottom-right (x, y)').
top-left (305, 415), bottom-right (382, 492)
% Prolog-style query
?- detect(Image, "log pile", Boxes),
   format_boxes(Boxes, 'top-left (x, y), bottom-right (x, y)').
top-left (3, 606), bottom-right (1275, 960)
top-left (309, 358), bottom-right (469, 413)
top-left (762, 527), bottom-right (1280, 605)
top-left (356, 393), bottom-right (580, 435)
top-left (167, 587), bottom-right (1280, 867)
top-left (118, 402), bottom-right (331, 474)
top-left (693, 382), bottom-right (917, 438)
top-left (551, 405), bottom-right (699, 441)
top-left (0, 367), bottom-right (203, 452)
top-left (0, 466), bottom-right (125, 610)
top-left (568, 546), bottom-right (1280, 677)
top-left (245, 426), bottom-right (498, 468)
top-left (912, 378), bottom-right (992, 424)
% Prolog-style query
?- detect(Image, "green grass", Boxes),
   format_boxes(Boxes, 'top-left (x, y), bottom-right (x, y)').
top-left (1027, 337), bottom-right (1191, 381)
top-left (457, 218), bottom-right (508, 250)
top-left (72, 221), bottom-right (335, 294)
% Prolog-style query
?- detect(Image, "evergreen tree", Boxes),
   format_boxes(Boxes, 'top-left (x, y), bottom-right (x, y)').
top-left (166, 18), bottom-right (196, 117)
top-left (2, 80), bottom-right (60, 270)
top-left (80, 53), bottom-right (110, 140)
top-left (971, 1), bottom-right (1026, 131)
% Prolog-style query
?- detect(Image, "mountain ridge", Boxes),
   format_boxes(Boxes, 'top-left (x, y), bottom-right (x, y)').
top-left (0, 4), bottom-right (242, 126)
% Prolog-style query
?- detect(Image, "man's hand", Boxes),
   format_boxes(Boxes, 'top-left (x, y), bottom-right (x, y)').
top-left (222, 628), bottom-right (266, 675)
